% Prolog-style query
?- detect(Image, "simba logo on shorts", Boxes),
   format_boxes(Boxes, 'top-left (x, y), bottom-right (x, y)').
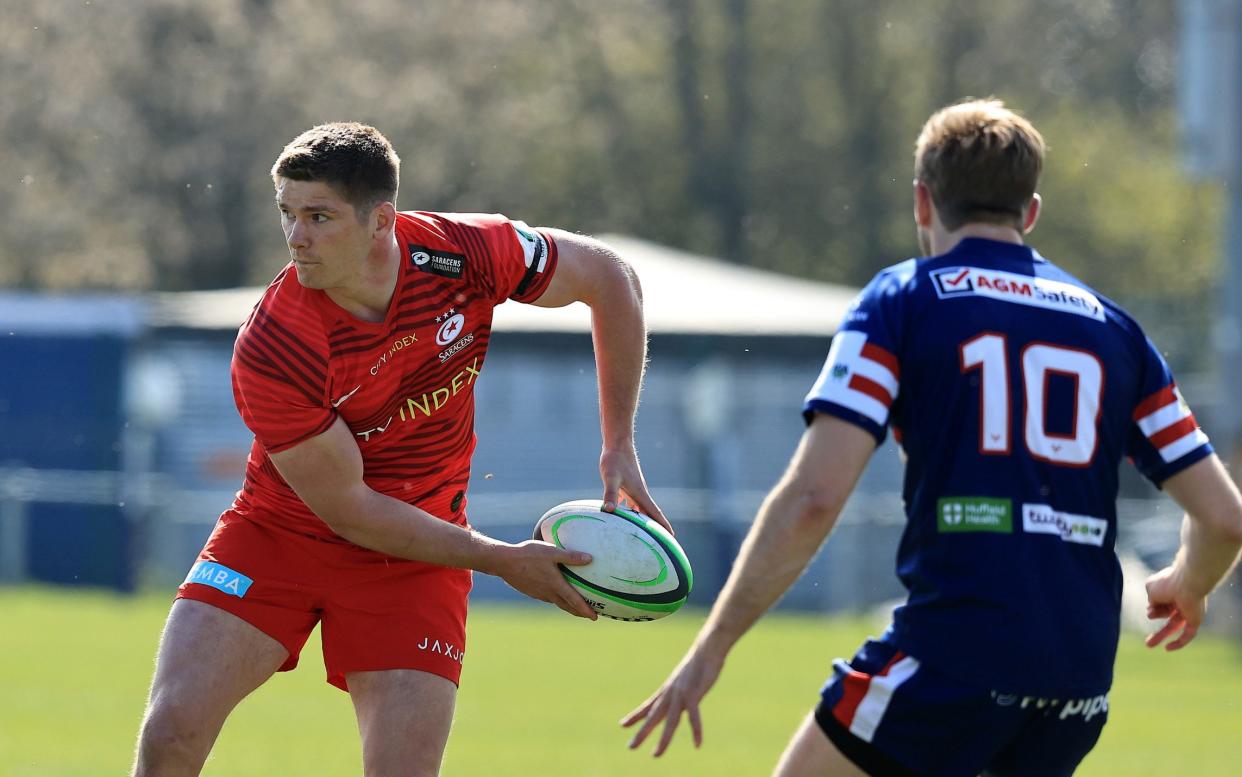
top-left (184, 561), bottom-right (253, 598)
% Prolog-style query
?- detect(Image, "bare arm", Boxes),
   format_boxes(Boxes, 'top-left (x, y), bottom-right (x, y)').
top-left (1144, 454), bottom-right (1242, 649)
top-left (623, 414), bottom-right (876, 755)
top-left (532, 229), bottom-right (670, 530)
top-left (269, 418), bottom-right (597, 618)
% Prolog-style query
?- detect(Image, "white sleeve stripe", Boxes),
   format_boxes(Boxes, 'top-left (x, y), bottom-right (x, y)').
top-left (854, 357), bottom-right (899, 399)
top-left (805, 330), bottom-right (894, 426)
top-left (1137, 400), bottom-right (1190, 438)
top-left (1159, 429), bottom-right (1210, 463)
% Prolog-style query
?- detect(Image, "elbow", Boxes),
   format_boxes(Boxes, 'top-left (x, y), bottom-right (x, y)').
top-left (1219, 509), bottom-right (1242, 546)
top-left (787, 485), bottom-right (846, 534)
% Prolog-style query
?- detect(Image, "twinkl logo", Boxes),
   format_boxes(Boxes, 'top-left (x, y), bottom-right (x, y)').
top-left (1022, 504), bottom-right (1107, 547)
top-left (930, 266), bottom-right (1105, 322)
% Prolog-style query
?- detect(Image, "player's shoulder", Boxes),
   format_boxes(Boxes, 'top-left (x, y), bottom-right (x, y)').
top-left (1027, 250), bottom-right (1148, 339)
top-left (235, 266), bottom-right (329, 358)
top-left (398, 211), bottom-right (513, 249)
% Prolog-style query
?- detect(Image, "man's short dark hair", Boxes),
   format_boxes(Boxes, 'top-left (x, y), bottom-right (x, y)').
top-left (914, 99), bottom-right (1045, 231)
top-left (271, 122), bottom-right (400, 218)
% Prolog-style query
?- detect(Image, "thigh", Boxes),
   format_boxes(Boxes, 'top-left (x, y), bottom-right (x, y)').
top-left (177, 511), bottom-right (323, 672)
top-left (319, 557), bottom-right (472, 690)
top-left (148, 598), bottom-right (289, 711)
top-left (348, 668), bottom-right (457, 777)
top-left (774, 712), bottom-right (869, 777)
top-left (135, 598), bottom-right (291, 774)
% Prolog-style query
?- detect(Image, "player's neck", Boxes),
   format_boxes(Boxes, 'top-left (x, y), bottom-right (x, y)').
top-left (324, 238), bottom-right (402, 323)
top-left (932, 223), bottom-right (1025, 255)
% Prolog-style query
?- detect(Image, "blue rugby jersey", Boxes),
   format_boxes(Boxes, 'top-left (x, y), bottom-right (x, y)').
top-left (804, 237), bottom-right (1211, 697)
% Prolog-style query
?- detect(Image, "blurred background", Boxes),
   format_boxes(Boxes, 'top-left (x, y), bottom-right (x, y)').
top-left (1, 0), bottom-right (1240, 626)
top-left (9, 2), bottom-right (1242, 775)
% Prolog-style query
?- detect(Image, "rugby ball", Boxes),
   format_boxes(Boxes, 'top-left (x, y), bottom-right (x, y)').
top-left (533, 499), bottom-right (693, 622)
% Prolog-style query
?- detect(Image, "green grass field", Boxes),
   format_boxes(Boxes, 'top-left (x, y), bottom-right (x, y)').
top-left (1, 587), bottom-right (1240, 776)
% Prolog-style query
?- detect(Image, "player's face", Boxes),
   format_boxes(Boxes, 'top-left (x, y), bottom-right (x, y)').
top-left (275, 177), bottom-right (375, 291)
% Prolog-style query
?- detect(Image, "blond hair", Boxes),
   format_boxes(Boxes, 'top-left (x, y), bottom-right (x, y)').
top-left (914, 99), bottom-right (1045, 230)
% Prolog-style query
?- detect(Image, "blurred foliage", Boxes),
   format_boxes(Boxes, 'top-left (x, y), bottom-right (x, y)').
top-left (0, 0), bottom-right (1224, 363)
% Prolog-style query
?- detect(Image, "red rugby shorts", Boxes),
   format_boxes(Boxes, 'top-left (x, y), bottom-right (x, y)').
top-left (177, 509), bottom-right (472, 689)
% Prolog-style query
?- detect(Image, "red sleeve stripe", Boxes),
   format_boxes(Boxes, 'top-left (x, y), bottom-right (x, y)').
top-left (1133, 385), bottom-right (1177, 421)
top-left (234, 345), bottom-right (323, 406)
top-left (848, 374), bottom-right (895, 408)
top-left (253, 308), bottom-right (327, 369)
top-left (238, 329), bottom-right (324, 404)
top-left (861, 342), bottom-right (899, 379)
top-left (250, 311), bottom-right (328, 381)
top-left (1149, 416), bottom-right (1200, 449)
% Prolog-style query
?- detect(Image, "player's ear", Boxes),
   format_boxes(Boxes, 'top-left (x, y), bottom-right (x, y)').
top-left (1021, 193), bottom-right (1042, 234)
top-left (913, 180), bottom-right (934, 228)
top-left (371, 201), bottom-right (397, 238)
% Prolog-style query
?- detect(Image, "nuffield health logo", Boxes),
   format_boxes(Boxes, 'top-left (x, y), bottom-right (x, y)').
top-left (936, 497), bottom-right (1013, 533)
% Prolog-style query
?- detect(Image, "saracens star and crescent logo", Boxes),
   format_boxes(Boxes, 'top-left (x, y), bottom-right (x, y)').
top-left (435, 309), bottom-right (466, 346)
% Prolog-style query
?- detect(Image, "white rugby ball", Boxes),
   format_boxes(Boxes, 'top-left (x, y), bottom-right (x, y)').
top-left (533, 499), bottom-right (693, 622)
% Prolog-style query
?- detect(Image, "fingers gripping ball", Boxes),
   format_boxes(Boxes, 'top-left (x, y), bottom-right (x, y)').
top-left (533, 500), bottom-right (693, 622)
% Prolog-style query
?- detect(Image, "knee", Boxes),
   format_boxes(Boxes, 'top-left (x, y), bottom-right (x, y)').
top-left (133, 699), bottom-right (214, 775)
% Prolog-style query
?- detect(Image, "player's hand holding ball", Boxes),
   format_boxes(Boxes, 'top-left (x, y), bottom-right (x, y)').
top-left (533, 500), bottom-right (693, 622)
top-left (489, 538), bottom-right (599, 620)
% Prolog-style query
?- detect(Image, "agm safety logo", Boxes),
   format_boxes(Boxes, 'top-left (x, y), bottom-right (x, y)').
top-left (929, 266), bottom-right (1105, 322)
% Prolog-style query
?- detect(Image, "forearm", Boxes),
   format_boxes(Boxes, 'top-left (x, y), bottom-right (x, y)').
top-left (589, 258), bottom-right (646, 449)
top-left (694, 481), bottom-right (844, 657)
top-left (1174, 512), bottom-right (1242, 596)
top-left (1162, 455), bottom-right (1242, 595)
top-left (324, 485), bottom-right (508, 573)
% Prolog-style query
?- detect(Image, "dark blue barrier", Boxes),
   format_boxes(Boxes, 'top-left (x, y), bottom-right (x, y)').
top-left (0, 333), bottom-right (133, 591)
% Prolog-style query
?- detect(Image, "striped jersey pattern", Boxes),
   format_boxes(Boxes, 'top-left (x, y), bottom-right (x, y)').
top-left (230, 212), bottom-right (558, 541)
top-left (802, 238), bottom-right (1212, 697)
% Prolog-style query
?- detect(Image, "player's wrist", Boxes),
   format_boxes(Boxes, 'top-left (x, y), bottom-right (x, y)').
top-left (466, 534), bottom-right (514, 577)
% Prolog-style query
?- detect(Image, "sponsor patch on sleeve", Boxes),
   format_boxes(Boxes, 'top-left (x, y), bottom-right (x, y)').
top-left (510, 220), bottom-right (548, 273)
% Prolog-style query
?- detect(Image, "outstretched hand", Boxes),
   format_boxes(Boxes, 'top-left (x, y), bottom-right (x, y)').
top-left (620, 648), bottom-right (724, 757)
top-left (600, 446), bottom-right (672, 533)
top-left (1144, 565), bottom-right (1206, 650)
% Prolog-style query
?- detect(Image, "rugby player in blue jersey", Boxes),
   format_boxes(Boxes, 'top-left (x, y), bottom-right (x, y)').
top-left (623, 99), bottom-right (1242, 776)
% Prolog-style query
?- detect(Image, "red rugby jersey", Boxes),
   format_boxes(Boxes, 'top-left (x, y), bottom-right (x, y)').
top-left (229, 212), bottom-right (558, 541)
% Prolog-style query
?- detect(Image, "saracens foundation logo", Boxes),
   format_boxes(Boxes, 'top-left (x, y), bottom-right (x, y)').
top-left (409, 244), bottom-right (466, 279)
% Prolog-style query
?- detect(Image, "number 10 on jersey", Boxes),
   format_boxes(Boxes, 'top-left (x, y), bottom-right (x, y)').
top-left (960, 333), bottom-right (1103, 466)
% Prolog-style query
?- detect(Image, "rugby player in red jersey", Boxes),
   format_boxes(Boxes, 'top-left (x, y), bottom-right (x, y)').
top-left (132, 122), bottom-right (670, 776)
